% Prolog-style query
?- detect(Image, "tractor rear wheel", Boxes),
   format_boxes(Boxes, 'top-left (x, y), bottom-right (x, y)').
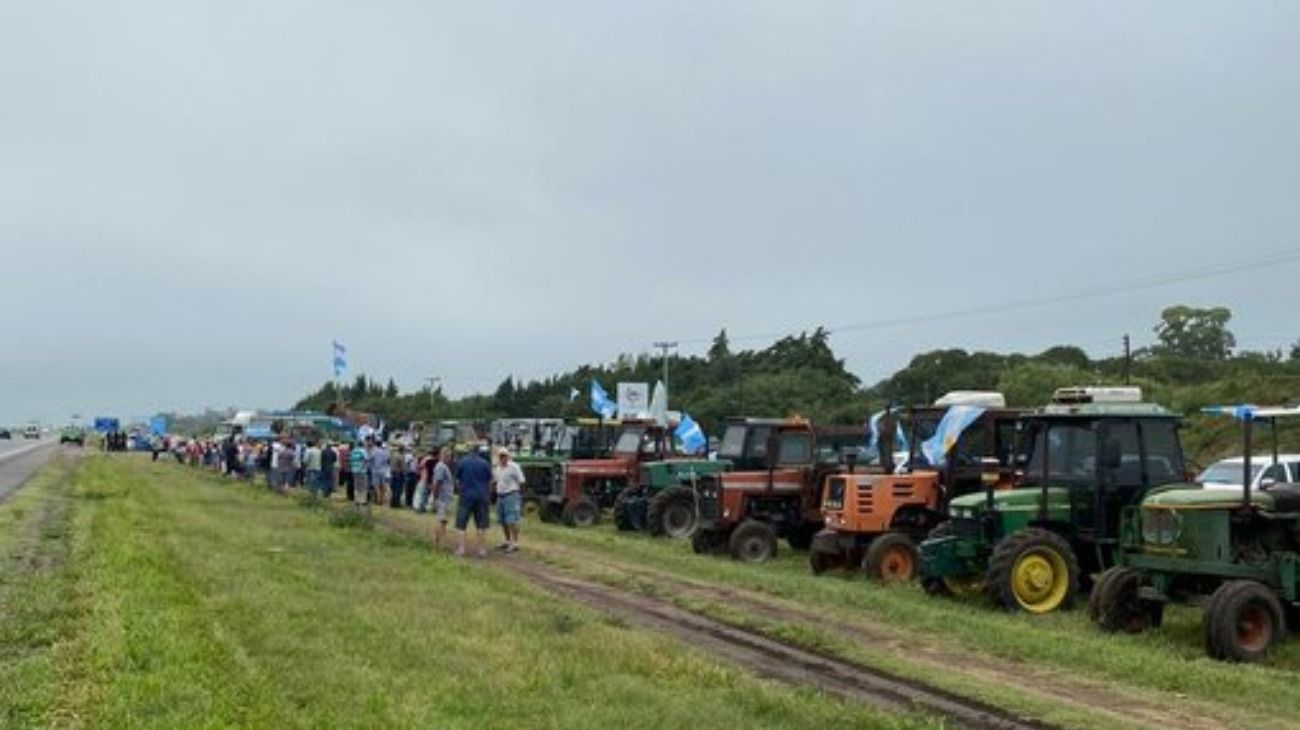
top-left (647, 486), bottom-right (697, 539)
top-left (1092, 566), bottom-right (1162, 633)
top-left (1204, 580), bottom-right (1286, 663)
top-left (562, 496), bottom-right (600, 528)
top-left (862, 532), bottom-right (919, 583)
top-left (538, 501), bottom-right (563, 524)
top-left (987, 528), bottom-right (1079, 614)
top-left (613, 486), bottom-right (645, 532)
top-left (729, 520), bottom-right (778, 563)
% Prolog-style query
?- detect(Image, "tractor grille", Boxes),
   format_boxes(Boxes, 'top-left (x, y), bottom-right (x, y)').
top-left (892, 483), bottom-right (915, 500)
top-left (950, 517), bottom-right (981, 540)
top-left (855, 489), bottom-right (874, 515)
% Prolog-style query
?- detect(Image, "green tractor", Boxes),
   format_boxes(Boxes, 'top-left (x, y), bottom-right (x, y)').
top-left (1091, 405), bottom-right (1300, 662)
top-left (501, 419), bottom-right (621, 516)
top-left (918, 387), bottom-right (1188, 614)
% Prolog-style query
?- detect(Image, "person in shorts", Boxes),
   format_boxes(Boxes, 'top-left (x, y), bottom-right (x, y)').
top-left (454, 446), bottom-right (492, 558)
top-left (492, 448), bottom-right (526, 552)
top-left (432, 448), bottom-right (455, 549)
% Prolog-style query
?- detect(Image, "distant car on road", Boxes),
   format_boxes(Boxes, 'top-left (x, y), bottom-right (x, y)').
top-left (60, 427), bottom-right (86, 446)
top-left (0, 428), bottom-right (11, 439)
top-left (23, 425), bottom-right (40, 440)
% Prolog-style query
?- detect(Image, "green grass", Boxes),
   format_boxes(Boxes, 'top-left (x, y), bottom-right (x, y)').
top-left (0, 456), bottom-right (935, 730)
top-left (507, 517), bottom-right (1300, 730)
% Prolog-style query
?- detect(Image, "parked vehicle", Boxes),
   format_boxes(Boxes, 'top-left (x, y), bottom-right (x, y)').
top-left (690, 419), bottom-right (851, 563)
top-left (918, 386), bottom-right (1187, 614)
top-left (810, 395), bottom-right (1023, 581)
top-left (1196, 454), bottom-right (1300, 491)
top-left (0, 428), bottom-right (11, 440)
top-left (23, 424), bottom-right (40, 440)
top-left (1092, 405), bottom-right (1300, 662)
top-left (515, 419), bottom-right (623, 514)
top-left (60, 426), bottom-right (86, 446)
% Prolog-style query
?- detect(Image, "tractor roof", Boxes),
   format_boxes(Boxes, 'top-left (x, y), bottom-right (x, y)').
top-left (1033, 401), bottom-right (1177, 419)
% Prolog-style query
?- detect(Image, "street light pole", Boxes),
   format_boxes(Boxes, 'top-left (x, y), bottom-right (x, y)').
top-left (424, 376), bottom-right (441, 416)
top-left (652, 341), bottom-right (678, 402)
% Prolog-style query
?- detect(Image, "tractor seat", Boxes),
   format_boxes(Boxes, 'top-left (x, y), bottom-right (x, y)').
top-left (1264, 483), bottom-right (1300, 512)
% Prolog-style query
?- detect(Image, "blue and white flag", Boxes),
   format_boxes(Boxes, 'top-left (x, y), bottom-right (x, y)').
top-left (569, 387), bottom-right (581, 402)
top-left (920, 406), bottom-right (986, 467)
top-left (866, 410), bottom-right (908, 462)
top-left (332, 340), bottom-right (348, 378)
top-left (1202, 404), bottom-right (1257, 421)
top-left (590, 380), bottom-right (617, 419)
top-left (676, 413), bottom-right (707, 455)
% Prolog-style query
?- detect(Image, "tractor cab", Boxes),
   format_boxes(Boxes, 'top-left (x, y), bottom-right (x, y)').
top-left (690, 419), bottom-right (846, 563)
top-left (1093, 405), bottom-right (1300, 662)
top-left (811, 393), bottom-right (1022, 581)
top-left (918, 386), bottom-right (1187, 614)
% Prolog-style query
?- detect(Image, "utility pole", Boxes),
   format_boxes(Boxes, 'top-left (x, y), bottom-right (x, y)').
top-left (424, 376), bottom-right (441, 416)
top-left (1122, 334), bottom-right (1132, 385)
top-left (652, 341), bottom-right (678, 399)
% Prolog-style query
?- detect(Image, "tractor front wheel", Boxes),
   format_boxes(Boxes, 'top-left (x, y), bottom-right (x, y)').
top-left (862, 532), bottom-right (919, 583)
top-left (539, 501), bottom-right (563, 524)
top-left (1204, 580), bottom-right (1285, 663)
top-left (987, 528), bottom-right (1079, 614)
top-left (1091, 566), bottom-right (1162, 633)
top-left (809, 550), bottom-right (841, 576)
top-left (729, 520), bottom-right (778, 563)
top-left (691, 528), bottom-right (728, 555)
top-left (648, 486), bottom-right (697, 539)
top-left (562, 497), bottom-right (601, 528)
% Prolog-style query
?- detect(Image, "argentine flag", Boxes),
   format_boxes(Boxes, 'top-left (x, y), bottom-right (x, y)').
top-left (676, 414), bottom-right (707, 455)
top-left (590, 380), bottom-right (618, 420)
top-left (920, 406), bottom-right (986, 467)
top-left (332, 341), bottom-right (348, 378)
top-left (1202, 404), bottom-right (1257, 421)
top-left (866, 409), bottom-right (908, 462)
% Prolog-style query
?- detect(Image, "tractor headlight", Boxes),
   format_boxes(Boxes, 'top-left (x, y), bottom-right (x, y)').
top-left (1141, 509), bottom-right (1181, 546)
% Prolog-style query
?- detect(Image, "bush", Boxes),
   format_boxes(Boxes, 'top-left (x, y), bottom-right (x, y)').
top-left (328, 507), bottom-right (373, 530)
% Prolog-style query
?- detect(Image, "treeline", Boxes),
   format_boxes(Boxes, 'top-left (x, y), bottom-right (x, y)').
top-left (292, 306), bottom-right (1300, 464)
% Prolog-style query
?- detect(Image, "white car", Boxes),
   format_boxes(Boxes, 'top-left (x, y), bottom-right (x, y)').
top-left (23, 425), bottom-right (40, 440)
top-left (1197, 455), bottom-right (1300, 490)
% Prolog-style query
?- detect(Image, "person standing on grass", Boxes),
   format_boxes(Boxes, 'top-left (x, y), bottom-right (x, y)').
top-left (454, 446), bottom-right (492, 558)
top-left (349, 440), bottom-right (370, 506)
top-left (338, 441), bottom-right (353, 501)
top-left (414, 448), bottom-right (436, 513)
top-left (492, 448), bottom-right (526, 552)
top-left (403, 447), bottom-right (419, 508)
top-left (370, 439), bottom-right (391, 506)
top-left (304, 441), bottom-right (323, 496)
top-left (432, 448), bottom-right (454, 549)
top-left (321, 441), bottom-right (338, 497)
top-left (275, 438), bottom-right (296, 492)
top-left (389, 445), bottom-right (406, 508)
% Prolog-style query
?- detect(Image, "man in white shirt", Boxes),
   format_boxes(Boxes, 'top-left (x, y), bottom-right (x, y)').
top-left (492, 448), bottom-right (526, 552)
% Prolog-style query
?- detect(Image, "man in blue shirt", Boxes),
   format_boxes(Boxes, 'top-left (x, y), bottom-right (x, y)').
top-left (454, 445), bottom-right (492, 558)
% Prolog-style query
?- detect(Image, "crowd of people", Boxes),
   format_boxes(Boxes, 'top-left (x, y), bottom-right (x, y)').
top-left (132, 433), bottom-right (527, 558)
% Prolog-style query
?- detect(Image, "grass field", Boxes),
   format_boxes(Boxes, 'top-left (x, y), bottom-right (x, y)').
top-left (500, 514), bottom-right (1300, 730)
top-left (0, 455), bottom-right (935, 730)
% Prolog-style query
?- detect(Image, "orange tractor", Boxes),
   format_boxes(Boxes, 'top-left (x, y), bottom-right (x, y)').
top-left (810, 397), bottom-right (1022, 581)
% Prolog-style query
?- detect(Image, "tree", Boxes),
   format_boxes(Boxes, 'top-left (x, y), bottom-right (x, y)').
top-left (384, 378), bottom-right (399, 399)
top-left (1152, 305), bottom-right (1235, 360)
top-left (708, 329), bottom-right (731, 361)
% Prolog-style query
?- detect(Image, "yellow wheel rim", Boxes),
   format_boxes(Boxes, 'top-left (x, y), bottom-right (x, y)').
top-left (1011, 548), bottom-right (1070, 613)
top-left (942, 575), bottom-right (986, 599)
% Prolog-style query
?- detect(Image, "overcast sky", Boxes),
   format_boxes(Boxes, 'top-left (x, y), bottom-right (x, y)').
top-left (2, 2), bottom-right (1298, 424)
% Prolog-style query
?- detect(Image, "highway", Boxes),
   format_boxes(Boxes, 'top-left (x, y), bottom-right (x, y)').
top-left (0, 437), bottom-right (62, 503)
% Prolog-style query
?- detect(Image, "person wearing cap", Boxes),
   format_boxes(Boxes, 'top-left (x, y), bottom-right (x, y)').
top-left (492, 447), bottom-right (526, 552)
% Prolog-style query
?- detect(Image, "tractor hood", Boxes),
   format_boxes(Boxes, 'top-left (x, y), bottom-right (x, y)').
top-left (1142, 484), bottom-right (1275, 510)
top-left (565, 458), bottom-right (634, 476)
top-left (947, 487), bottom-right (1070, 517)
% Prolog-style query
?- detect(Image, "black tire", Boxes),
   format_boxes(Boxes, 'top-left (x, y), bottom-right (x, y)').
top-left (647, 486), bottom-right (697, 539)
top-left (613, 486), bottom-right (645, 532)
top-left (692, 529), bottom-right (728, 555)
top-left (728, 520), bottom-right (778, 563)
top-left (539, 501), bottom-right (562, 524)
top-left (862, 532), bottom-right (920, 583)
top-left (809, 550), bottom-right (839, 576)
top-left (562, 496), bottom-right (600, 528)
top-left (1092, 567), bottom-right (1161, 633)
top-left (987, 528), bottom-right (1080, 614)
top-left (1204, 580), bottom-right (1286, 663)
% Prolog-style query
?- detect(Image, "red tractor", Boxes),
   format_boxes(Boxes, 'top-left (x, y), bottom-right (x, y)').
top-left (690, 419), bottom-right (853, 562)
top-left (541, 420), bottom-right (672, 527)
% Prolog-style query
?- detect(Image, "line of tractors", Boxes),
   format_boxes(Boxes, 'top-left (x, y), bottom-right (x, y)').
top-left (453, 387), bottom-right (1300, 663)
